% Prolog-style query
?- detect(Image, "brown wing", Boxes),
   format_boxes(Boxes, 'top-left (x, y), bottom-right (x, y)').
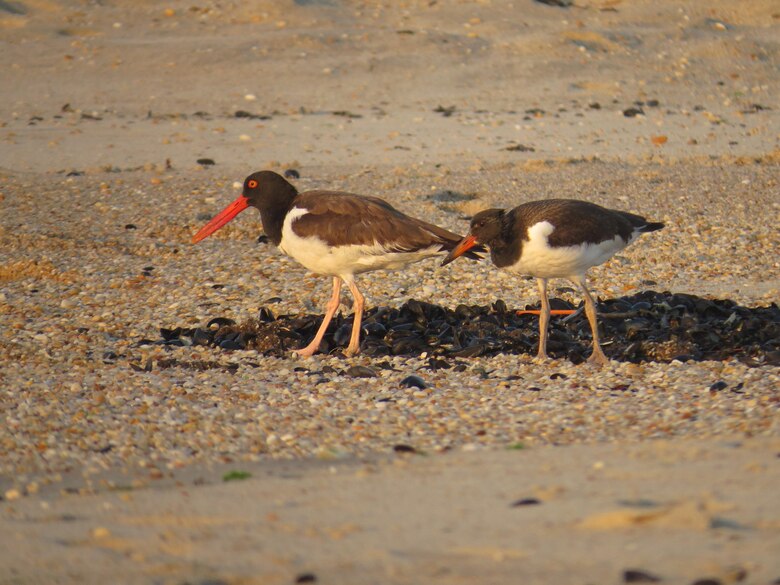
top-left (512, 199), bottom-right (640, 247)
top-left (293, 191), bottom-right (483, 257)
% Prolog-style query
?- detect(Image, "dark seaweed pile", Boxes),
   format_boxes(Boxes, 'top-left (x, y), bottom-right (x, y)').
top-left (149, 291), bottom-right (780, 366)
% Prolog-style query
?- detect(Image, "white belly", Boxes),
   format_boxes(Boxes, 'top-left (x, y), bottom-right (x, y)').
top-left (510, 221), bottom-right (628, 278)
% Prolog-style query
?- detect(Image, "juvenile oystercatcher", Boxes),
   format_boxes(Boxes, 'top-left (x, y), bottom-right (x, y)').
top-left (192, 171), bottom-right (481, 357)
top-left (441, 199), bottom-right (664, 365)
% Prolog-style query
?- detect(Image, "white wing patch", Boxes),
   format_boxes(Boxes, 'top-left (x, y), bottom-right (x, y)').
top-left (511, 220), bottom-right (628, 278)
top-left (279, 207), bottom-right (444, 278)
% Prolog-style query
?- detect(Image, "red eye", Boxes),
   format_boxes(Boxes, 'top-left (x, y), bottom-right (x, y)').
top-left (247, 179), bottom-right (258, 189)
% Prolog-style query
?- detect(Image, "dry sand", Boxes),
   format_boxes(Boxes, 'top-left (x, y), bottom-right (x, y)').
top-left (1, 1), bottom-right (779, 583)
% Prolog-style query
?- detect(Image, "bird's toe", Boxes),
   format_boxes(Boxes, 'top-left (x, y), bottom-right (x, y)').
top-left (587, 351), bottom-right (610, 367)
top-left (294, 347), bottom-right (318, 358)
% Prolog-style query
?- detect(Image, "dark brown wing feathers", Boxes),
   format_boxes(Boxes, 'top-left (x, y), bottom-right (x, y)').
top-left (510, 200), bottom-right (656, 247)
top-left (292, 191), bottom-right (483, 258)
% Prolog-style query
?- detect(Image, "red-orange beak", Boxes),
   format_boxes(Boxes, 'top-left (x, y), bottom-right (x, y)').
top-left (191, 195), bottom-right (250, 243)
top-left (441, 234), bottom-right (478, 266)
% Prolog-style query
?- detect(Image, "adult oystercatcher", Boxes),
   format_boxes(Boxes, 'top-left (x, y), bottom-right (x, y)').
top-left (192, 171), bottom-right (482, 357)
top-left (441, 199), bottom-right (664, 365)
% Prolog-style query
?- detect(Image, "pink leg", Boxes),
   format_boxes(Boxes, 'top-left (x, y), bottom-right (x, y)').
top-left (571, 275), bottom-right (609, 366)
top-left (295, 277), bottom-right (342, 358)
top-left (536, 278), bottom-right (550, 360)
top-left (344, 278), bottom-right (365, 357)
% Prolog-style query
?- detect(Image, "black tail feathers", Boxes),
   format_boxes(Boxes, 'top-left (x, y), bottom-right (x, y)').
top-left (641, 221), bottom-right (665, 233)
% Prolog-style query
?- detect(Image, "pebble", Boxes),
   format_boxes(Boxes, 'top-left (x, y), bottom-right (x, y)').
top-left (623, 569), bottom-right (662, 583)
top-left (4, 489), bottom-right (21, 501)
top-left (91, 527), bottom-right (111, 539)
top-left (400, 375), bottom-right (427, 389)
top-left (510, 498), bottom-right (541, 507)
top-left (346, 365), bottom-right (377, 378)
top-left (393, 444), bottom-right (417, 454)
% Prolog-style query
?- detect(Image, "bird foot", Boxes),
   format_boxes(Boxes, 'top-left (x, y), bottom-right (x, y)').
top-left (587, 350), bottom-right (610, 367)
top-left (343, 345), bottom-right (361, 357)
top-left (293, 346), bottom-right (319, 358)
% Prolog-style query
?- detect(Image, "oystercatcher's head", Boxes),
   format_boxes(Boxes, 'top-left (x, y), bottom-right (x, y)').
top-left (239, 171), bottom-right (298, 207)
top-left (441, 208), bottom-right (504, 266)
top-left (191, 171), bottom-right (297, 243)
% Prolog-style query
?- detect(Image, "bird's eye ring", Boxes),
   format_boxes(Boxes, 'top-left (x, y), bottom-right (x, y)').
top-left (247, 179), bottom-right (258, 189)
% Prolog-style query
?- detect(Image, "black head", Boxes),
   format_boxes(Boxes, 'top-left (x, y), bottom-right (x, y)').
top-left (440, 208), bottom-right (505, 267)
top-left (469, 208), bottom-right (505, 244)
top-left (191, 170), bottom-right (299, 245)
top-left (242, 170), bottom-right (299, 208)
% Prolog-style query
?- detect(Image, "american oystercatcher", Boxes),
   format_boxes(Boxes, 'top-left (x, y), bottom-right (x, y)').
top-left (441, 199), bottom-right (664, 365)
top-left (192, 171), bottom-right (482, 357)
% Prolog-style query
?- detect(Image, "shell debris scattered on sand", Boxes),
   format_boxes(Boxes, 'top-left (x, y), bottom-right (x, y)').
top-left (0, 164), bottom-right (778, 481)
top-left (149, 291), bottom-right (779, 367)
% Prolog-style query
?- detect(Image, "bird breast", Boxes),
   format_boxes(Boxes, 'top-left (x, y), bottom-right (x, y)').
top-left (510, 220), bottom-right (629, 278)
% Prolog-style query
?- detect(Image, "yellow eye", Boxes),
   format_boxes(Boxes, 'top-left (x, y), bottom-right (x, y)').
top-left (247, 179), bottom-right (258, 189)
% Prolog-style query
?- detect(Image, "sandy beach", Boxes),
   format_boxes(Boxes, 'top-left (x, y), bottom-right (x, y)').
top-left (1, 1), bottom-right (779, 583)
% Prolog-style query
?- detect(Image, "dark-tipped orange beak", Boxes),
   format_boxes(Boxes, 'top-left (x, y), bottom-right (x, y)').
top-left (441, 234), bottom-right (478, 266)
top-left (191, 195), bottom-right (250, 243)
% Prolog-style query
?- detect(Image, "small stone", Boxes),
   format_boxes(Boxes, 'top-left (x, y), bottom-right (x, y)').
top-left (504, 143), bottom-right (535, 152)
top-left (393, 444), bottom-right (417, 454)
top-left (346, 365), bottom-right (377, 378)
top-left (4, 489), bottom-right (21, 501)
top-left (92, 527), bottom-right (111, 539)
top-left (400, 375), bottom-right (427, 389)
top-left (623, 569), bottom-right (662, 583)
top-left (510, 498), bottom-right (541, 507)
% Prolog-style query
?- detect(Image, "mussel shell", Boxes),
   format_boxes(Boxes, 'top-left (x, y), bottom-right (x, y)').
top-left (207, 317), bottom-right (236, 330)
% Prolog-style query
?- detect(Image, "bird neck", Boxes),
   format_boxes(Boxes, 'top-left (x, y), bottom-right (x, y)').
top-left (488, 217), bottom-right (522, 268)
top-left (255, 187), bottom-right (298, 247)
top-left (489, 240), bottom-right (519, 269)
